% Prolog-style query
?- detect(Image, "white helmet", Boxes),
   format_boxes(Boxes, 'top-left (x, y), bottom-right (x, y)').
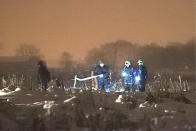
top-left (125, 60), bottom-right (131, 66)
top-left (137, 60), bottom-right (143, 65)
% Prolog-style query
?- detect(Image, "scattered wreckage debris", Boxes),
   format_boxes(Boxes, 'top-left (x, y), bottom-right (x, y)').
top-left (0, 79), bottom-right (195, 131)
top-left (0, 87), bottom-right (21, 96)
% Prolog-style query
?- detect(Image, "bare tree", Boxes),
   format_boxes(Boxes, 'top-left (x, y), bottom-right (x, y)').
top-left (60, 51), bottom-right (75, 76)
top-left (85, 40), bottom-right (139, 72)
top-left (15, 44), bottom-right (42, 60)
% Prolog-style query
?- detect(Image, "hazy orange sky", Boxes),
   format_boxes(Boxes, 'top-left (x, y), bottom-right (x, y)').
top-left (0, 0), bottom-right (195, 60)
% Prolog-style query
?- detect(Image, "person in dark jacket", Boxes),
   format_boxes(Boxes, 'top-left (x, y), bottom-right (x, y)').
top-left (134, 60), bottom-right (148, 92)
top-left (121, 60), bottom-right (135, 92)
top-left (37, 60), bottom-right (51, 91)
top-left (94, 60), bottom-right (110, 92)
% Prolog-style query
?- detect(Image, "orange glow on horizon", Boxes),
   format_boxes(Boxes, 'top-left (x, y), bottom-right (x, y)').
top-left (0, 0), bottom-right (194, 61)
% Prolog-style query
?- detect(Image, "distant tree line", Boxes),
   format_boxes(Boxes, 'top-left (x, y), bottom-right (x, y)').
top-left (57, 39), bottom-right (195, 82)
top-left (0, 39), bottom-right (195, 76)
top-left (15, 44), bottom-right (42, 60)
top-left (84, 39), bottom-right (195, 72)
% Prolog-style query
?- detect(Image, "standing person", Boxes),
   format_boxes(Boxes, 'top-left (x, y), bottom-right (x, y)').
top-left (94, 60), bottom-right (110, 92)
top-left (37, 60), bottom-right (51, 91)
top-left (121, 60), bottom-right (135, 92)
top-left (135, 60), bottom-right (148, 92)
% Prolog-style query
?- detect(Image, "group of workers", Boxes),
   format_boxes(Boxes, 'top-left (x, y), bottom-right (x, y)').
top-left (94, 60), bottom-right (147, 93)
top-left (37, 59), bottom-right (147, 93)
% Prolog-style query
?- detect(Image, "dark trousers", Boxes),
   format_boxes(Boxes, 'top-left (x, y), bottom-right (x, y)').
top-left (97, 78), bottom-right (109, 91)
top-left (136, 80), bottom-right (146, 92)
top-left (41, 79), bottom-right (48, 91)
top-left (123, 78), bottom-right (134, 92)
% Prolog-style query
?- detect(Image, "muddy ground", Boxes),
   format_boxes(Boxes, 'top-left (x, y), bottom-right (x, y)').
top-left (0, 86), bottom-right (196, 131)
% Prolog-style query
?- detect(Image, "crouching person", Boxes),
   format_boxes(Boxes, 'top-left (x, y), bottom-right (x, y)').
top-left (37, 60), bottom-right (51, 91)
top-left (94, 60), bottom-right (110, 92)
top-left (134, 60), bottom-right (147, 92)
top-left (121, 61), bottom-right (134, 93)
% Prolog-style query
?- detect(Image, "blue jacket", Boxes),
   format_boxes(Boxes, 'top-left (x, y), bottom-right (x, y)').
top-left (94, 65), bottom-right (109, 79)
top-left (135, 65), bottom-right (148, 80)
top-left (121, 66), bottom-right (134, 83)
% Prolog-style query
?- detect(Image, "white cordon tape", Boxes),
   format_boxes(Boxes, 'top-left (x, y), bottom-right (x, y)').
top-left (73, 74), bottom-right (102, 88)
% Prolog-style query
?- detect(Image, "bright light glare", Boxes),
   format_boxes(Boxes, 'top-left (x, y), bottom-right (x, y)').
top-left (135, 75), bottom-right (140, 82)
top-left (122, 72), bottom-right (127, 77)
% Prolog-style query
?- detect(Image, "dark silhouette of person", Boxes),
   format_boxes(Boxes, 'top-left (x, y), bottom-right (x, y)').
top-left (37, 60), bottom-right (50, 91)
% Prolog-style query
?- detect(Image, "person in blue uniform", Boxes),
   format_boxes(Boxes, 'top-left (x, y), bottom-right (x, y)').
top-left (134, 60), bottom-right (147, 92)
top-left (94, 60), bottom-right (110, 92)
top-left (121, 60), bottom-right (135, 92)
